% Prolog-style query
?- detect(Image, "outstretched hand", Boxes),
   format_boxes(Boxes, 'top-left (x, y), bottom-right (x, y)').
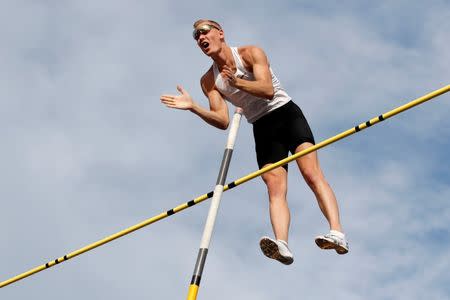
top-left (160, 85), bottom-right (194, 110)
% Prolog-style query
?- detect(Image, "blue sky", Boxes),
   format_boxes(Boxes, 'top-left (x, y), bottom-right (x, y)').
top-left (1, 1), bottom-right (449, 299)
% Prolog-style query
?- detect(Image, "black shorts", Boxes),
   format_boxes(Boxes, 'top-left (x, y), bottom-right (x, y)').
top-left (252, 101), bottom-right (315, 170)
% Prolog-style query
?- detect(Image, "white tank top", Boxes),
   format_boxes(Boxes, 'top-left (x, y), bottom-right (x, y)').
top-left (213, 47), bottom-right (291, 123)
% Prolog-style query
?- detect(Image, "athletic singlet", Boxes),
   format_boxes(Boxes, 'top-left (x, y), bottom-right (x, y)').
top-left (212, 47), bottom-right (291, 123)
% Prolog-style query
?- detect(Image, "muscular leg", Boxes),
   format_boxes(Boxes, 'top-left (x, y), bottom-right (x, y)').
top-left (261, 166), bottom-right (290, 242)
top-left (295, 142), bottom-right (343, 232)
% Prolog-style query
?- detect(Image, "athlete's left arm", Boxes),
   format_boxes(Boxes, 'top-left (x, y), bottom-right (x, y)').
top-left (222, 47), bottom-right (275, 99)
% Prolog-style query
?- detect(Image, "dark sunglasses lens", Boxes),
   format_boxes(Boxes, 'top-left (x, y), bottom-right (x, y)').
top-left (193, 27), bottom-right (210, 40)
top-left (193, 30), bottom-right (200, 40)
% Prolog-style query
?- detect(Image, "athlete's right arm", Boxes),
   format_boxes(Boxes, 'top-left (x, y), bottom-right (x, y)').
top-left (195, 70), bottom-right (229, 129)
top-left (160, 69), bottom-right (229, 130)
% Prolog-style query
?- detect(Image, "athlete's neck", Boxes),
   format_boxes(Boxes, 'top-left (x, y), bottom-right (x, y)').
top-left (211, 45), bottom-right (235, 70)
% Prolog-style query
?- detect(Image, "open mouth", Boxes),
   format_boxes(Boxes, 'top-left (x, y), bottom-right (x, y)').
top-left (201, 41), bottom-right (209, 49)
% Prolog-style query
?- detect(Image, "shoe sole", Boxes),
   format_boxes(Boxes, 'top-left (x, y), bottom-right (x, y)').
top-left (260, 238), bottom-right (294, 265)
top-left (315, 237), bottom-right (349, 255)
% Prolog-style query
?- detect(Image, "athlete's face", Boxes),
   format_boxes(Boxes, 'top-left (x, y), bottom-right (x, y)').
top-left (193, 22), bottom-right (223, 56)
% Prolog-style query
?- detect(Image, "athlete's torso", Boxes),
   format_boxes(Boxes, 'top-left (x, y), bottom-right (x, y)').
top-left (213, 46), bottom-right (291, 123)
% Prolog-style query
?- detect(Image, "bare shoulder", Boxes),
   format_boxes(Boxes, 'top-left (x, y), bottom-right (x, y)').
top-left (237, 45), bottom-right (269, 69)
top-left (238, 45), bottom-right (266, 55)
top-left (200, 66), bottom-right (215, 92)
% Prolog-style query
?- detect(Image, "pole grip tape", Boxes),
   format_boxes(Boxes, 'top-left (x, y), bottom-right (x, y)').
top-left (216, 149), bottom-right (233, 185)
top-left (190, 248), bottom-right (208, 285)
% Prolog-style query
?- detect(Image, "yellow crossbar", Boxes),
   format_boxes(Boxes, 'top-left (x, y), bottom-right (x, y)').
top-left (1, 84), bottom-right (449, 289)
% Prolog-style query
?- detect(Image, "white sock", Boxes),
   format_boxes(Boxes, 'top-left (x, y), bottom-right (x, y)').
top-left (330, 230), bottom-right (345, 238)
top-left (277, 239), bottom-right (289, 246)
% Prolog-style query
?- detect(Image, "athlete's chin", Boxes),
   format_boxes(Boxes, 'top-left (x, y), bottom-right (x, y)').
top-left (203, 48), bottom-right (218, 57)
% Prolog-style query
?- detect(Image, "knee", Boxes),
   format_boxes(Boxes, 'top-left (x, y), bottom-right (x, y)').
top-left (262, 170), bottom-right (287, 196)
top-left (262, 171), bottom-right (279, 188)
top-left (301, 168), bottom-right (324, 189)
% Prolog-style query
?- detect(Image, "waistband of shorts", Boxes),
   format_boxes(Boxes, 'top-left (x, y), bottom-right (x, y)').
top-left (252, 100), bottom-right (295, 125)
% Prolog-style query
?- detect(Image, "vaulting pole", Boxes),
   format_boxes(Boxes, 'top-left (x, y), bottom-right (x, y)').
top-left (186, 108), bottom-right (242, 300)
top-left (1, 85), bottom-right (448, 289)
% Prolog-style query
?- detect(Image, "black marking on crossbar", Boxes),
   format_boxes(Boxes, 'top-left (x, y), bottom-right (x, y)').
top-left (187, 200), bottom-right (196, 207)
top-left (167, 209), bottom-right (175, 216)
top-left (207, 191), bottom-right (214, 198)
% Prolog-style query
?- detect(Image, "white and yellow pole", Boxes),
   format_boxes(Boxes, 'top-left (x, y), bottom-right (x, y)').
top-left (187, 108), bottom-right (243, 300)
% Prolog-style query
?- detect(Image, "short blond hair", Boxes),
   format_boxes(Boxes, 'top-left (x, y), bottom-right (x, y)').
top-left (193, 19), bottom-right (223, 30)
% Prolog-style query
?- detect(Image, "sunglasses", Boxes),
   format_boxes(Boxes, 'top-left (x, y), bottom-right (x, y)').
top-left (192, 24), bottom-right (220, 40)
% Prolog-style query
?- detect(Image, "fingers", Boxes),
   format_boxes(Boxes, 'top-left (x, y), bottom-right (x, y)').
top-left (161, 100), bottom-right (174, 107)
top-left (160, 98), bottom-right (173, 104)
top-left (221, 66), bottom-right (237, 87)
top-left (221, 65), bottom-right (235, 80)
top-left (161, 100), bottom-right (184, 110)
top-left (161, 99), bottom-right (179, 110)
top-left (223, 65), bottom-right (232, 72)
top-left (160, 94), bottom-right (175, 101)
top-left (160, 85), bottom-right (189, 110)
top-left (221, 68), bottom-right (232, 77)
top-left (221, 71), bottom-right (231, 82)
top-left (177, 85), bottom-right (187, 95)
top-left (160, 95), bottom-right (176, 108)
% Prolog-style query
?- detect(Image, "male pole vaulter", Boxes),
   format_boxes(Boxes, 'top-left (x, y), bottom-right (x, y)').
top-left (161, 19), bottom-right (348, 265)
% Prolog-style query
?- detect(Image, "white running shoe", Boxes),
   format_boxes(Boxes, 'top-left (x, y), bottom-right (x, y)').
top-left (315, 230), bottom-right (349, 254)
top-left (259, 236), bottom-right (294, 265)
